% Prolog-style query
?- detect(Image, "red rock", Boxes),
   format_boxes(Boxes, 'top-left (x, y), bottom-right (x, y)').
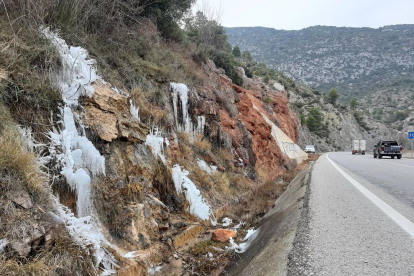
top-left (211, 229), bottom-right (237, 242)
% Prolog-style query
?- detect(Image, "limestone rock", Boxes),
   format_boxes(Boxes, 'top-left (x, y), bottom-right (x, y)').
top-left (83, 80), bottom-right (148, 142)
top-left (235, 67), bottom-right (246, 78)
top-left (211, 229), bottom-right (237, 243)
top-left (118, 118), bottom-right (148, 143)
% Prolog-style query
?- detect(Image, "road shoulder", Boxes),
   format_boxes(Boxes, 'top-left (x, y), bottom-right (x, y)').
top-left (222, 163), bottom-right (313, 276)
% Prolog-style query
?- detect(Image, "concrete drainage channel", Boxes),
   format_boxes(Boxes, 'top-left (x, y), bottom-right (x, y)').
top-left (222, 163), bottom-right (313, 276)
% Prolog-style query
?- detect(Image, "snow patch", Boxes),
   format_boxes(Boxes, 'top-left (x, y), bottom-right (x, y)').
top-left (171, 165), bottom-right (216, 223)
top-left (221, 217), bottom-right (232, 227)
top-left (226, 228), bottom-right (258, 253)
top-left (196, 159), bottom-right (217, 174)
top-left (123, 251), bottom-right (138, 259)
top-left (148, 265), bottom-right (162, 275)
top-left (0, 239), bottom-right (7, 254)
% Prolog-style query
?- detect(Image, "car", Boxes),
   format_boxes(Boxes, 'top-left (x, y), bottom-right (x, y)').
top-left (373, 140), bottom-right (402, 159)
top-left (305, 145), bottom-right (316, 154)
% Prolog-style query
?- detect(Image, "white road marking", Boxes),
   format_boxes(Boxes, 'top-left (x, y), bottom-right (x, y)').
top-left (327, 153), bottom-right (414, 239)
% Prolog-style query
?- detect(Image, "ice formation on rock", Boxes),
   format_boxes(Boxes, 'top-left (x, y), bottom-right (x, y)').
top-left (196, 158), bottom-right (217, 174)
top-left (170, 83), bottom-right (206, 137)
top-left (172, 165), bottom-right (216, 223)
top-left (40, 27), bottom-right (97, 106)
top-left (41, 27), bottom-right (116, 274)
top-left (130, 99), bottom-right (140, 122)
top-left (51, 199), bottom-right (117, 274)
top-left (145, 128), bottom-right (169, 164)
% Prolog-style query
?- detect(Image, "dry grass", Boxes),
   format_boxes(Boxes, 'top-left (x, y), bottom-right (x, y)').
top-left (184, 240), bottom-right (231, 276)
top-left (0, 104), bottom-right (96, 275)
top-left (221, 180), bottom-right (286, 225)
top-left (0, 236), bottom-right (96, 276)
top-left (130, 87), bottom-right (169, 127)
top-left (0, 105), bottom-right (49, 206)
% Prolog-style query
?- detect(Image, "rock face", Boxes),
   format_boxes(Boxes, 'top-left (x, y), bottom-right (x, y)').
top-left (78, 58), bottom-right (308, 270)
top-left (192, 61), bottom-right (307, 180)
top-left (5, 213), bottom-right (65, 258)
top-left (212, 229), bottom-right (237, 242)
top-left (83, 81), bottom-right (148, 143)
top-left (6, 190), bottom-right (33, 209)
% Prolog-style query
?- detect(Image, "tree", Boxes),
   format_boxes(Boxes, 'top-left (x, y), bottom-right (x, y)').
top-left (185, 11), bottom-right (229, 52)
top-left (232, 46), bottom-right (241, 57)
top-left (242, 50), bottom-right (252, 61)
top-left (327, 88), bottom-right (339, 105)
top-left (306, 107), bottom-right (323, 132)
top-left (140, 0), bottom-right (197, 40)
top-left (350, 98), bottom-right (359, 109)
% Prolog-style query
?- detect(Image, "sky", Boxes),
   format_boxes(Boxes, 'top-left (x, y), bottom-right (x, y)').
top-left (193, 0), bottom-right (414, 30)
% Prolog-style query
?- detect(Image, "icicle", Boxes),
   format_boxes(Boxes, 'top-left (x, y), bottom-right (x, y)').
top-left (145, 127), bottom-right (169, 164)
top-left (130, 99), bottom-right (140, 122)
top-left (170, 83), bottom-right (202, 137)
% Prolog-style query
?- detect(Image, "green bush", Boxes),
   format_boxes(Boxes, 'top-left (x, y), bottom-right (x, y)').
top-left (232, 46), bottom-right (241, 57)
top-left (327, 88), bottom-right (339, 105)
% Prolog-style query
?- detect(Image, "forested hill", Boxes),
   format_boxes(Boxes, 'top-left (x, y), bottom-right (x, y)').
top-left (226, 25), bottom-right (414, 101)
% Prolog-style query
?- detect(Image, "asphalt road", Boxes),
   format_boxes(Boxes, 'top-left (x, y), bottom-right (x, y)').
top-left (289, 152), bottom-right (414, 276)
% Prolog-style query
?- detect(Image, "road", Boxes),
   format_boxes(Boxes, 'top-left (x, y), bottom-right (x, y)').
top-left (289, 152), bottom-right (414, 276)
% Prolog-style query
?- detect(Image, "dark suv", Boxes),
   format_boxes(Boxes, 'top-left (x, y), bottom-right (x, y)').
top-left (373, 140), bottom-right (402, 159)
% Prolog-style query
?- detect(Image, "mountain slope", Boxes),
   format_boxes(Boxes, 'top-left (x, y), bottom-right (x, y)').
top-left (226, 25), bottom-right (414, 101)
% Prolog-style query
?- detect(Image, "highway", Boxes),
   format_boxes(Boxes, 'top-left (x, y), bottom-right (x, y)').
top-left (289, 152), bottom-right (414, 276)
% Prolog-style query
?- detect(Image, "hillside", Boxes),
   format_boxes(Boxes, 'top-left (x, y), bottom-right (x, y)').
top-left (0, 2), bottom-right (311, 275)
top-left (226, 25), bottom-right (414, 101)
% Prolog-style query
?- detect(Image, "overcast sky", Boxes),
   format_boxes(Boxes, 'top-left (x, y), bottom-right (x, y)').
top-left (193, 0), bottom-right (414, 30)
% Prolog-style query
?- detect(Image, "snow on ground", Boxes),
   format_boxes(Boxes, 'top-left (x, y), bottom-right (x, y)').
top-left (172, 165), bottom-right (216, 223)
top-left (123, 251), bottom-right (138, 259)
top-left (0, 239), bottom-right (7, 254)
top-left (221, 217), bottom-right (232, 227)
top-left (196, 158), bottom-right (217, 174)
top-left (148, 265), bottom-right (163, 275)
top-left (226, 228), bottom-right (258, 253)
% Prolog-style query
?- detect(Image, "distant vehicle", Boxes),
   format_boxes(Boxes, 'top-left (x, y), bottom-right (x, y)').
top-left (305, 145), bottom-right (316, 154)
top-left (352, 139), bottom-right (366, 155)
top-left (373, 140), bottom-right (402, 159)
